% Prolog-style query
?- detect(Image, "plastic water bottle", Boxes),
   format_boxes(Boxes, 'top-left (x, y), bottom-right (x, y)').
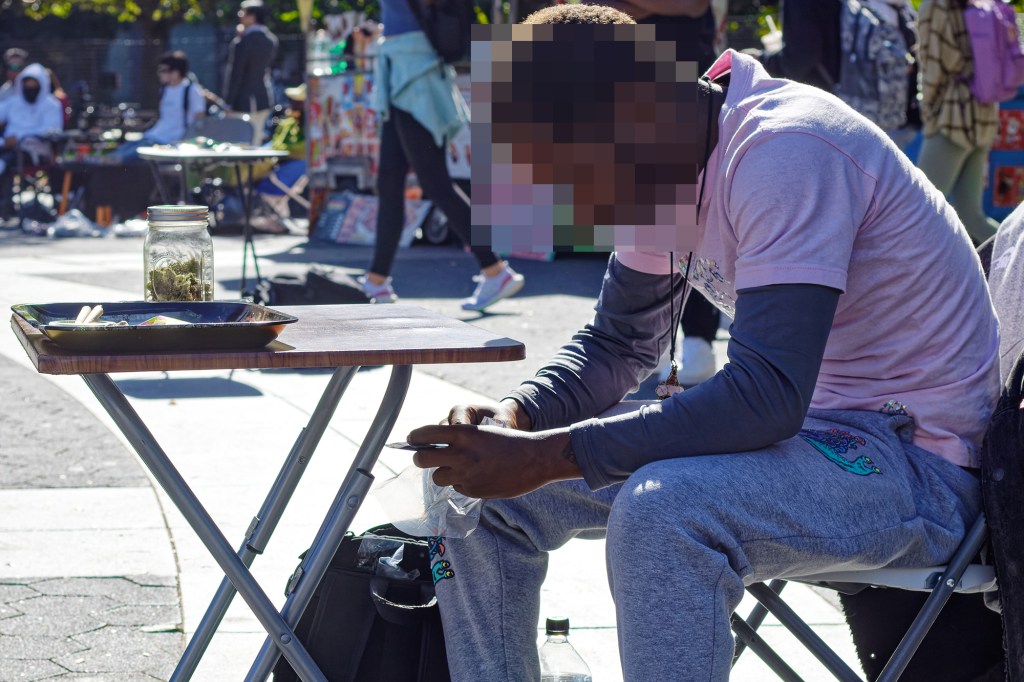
top-left (539, 617), bottom-right (593, 682)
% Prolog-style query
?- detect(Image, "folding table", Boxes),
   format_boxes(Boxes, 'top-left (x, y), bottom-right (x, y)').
top-left (10, 303), bottom-right (525, 681)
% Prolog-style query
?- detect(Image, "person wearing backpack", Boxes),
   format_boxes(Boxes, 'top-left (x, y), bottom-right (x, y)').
top-left (108, 51), bottom-right (207, 161)
top-left (916, 0), bottom-right (1000, 244)
top-left (359, 0), bottom-right (525, 311)
top-left (755, 0), bottom-right (920, 149)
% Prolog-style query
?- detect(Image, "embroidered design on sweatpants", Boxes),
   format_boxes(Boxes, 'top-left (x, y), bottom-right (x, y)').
top-left (799, 428), bottom-right (882, 475)
top-left (428, 535), bottom-right (453, 583)
top-left (432, 559), bottom-right (455, 584)
top-left (881, 399), bottom-right (909, 416)
top-left (428, 536), bottom-right (445, 561)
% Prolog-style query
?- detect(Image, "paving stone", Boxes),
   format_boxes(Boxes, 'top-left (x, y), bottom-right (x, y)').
top-left (0, 595), bottom-right (111, 637)
top-left (30, 577), bottom-right (176, 604)
top-left (0, 355), bottom-right (146, 490)
top-left (56, 625), bottom-right (181, 676)
top-left (99, 604), bottom-right (180, 628)
top-left (0, 603), bottom-right (26, 620)
top-left (0, 633), bottom-right (85, 660)
top-left (0, 657), bottom-right (70, 680)
top-left (0, 583), bottom-right (39, 604)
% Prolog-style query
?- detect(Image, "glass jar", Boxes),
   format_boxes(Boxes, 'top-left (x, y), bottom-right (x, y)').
top-left (143, 205), bottom-right (215, 302)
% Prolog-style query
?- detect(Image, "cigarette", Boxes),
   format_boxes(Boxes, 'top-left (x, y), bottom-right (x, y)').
top-left (83, 305), bottom-right (104, 324)
top-left (75, 306), bottom-right (91, 324)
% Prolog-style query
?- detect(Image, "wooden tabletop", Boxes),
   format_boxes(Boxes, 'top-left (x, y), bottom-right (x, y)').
top-left (137, 146), bottom-right (290, 162)
top-left (11, 304), bottom-right (525, 376)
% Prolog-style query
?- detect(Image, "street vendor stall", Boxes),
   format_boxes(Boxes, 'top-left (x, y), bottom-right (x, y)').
top-left (304, 16), bottom-right (472, 239)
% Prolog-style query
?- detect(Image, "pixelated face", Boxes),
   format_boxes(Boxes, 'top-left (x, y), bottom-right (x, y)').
top-left (471, 23), bottom-right (707, 253)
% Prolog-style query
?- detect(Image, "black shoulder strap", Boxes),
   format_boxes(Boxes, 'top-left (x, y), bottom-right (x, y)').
top-left (182, 78), bottom-right (191, 121)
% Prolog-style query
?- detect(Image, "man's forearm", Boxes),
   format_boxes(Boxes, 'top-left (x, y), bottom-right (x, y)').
top-left (504, 255), bottom-right (682, 432)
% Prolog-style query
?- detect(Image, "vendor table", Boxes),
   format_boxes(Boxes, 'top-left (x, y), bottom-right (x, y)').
top-left (137, 146), bottom-right (289, 298)
top-left (11, 304), bottom-right (525, 681)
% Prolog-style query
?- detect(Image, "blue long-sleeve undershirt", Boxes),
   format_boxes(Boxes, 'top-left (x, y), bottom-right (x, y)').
top-left (505, 255), bottom-right (840, 489)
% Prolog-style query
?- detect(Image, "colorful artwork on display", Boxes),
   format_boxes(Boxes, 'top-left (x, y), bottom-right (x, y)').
top-left (307, 69), bottom-right (470, 181)
top-left (994, 109), bottom-right (1024, 151)
top-left (307, 71), bottom-right (380, 175)
top-left (311, 190), bottom-right (432, 247)
top-left (992, 165), bottom-right (1024, 208)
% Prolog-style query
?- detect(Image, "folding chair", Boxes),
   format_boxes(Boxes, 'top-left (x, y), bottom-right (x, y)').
top-left (731, 513), bottom-right (995, 681)
top-left (185, 115), bottom-right (254, 144)
top-left (12, 135), bottom-right (64, 225)
top-left (730, 346), bottom-right (1024, 681)
top-left (255, 158), bottom-right (309, 232)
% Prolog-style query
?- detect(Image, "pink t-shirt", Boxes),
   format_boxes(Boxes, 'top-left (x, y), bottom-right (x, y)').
top-left (620, 51), bottom-right (1000, 467)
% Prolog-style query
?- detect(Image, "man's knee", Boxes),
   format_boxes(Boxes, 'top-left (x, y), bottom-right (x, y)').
top-left (602, 462), bottom-right (733, 552)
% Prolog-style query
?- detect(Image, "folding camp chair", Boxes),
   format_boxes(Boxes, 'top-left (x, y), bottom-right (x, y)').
top-left (11, 134), bottom-right (65, 226)
top-left (730, 513), bottom-right (995, 681)
top-left (730, 347), bottom-right (1024, 681)
top-left (254, 158), bottom-right (309, 232)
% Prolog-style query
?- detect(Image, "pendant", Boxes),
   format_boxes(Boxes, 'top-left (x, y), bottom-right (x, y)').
top-left (655, 361), bottom-right (685, 400)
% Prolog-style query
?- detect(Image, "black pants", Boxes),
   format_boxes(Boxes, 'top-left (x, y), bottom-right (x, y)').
top-left (681, 293), bottom-right (719, 345)
top-left (370, 106), bottom-right (498, 277)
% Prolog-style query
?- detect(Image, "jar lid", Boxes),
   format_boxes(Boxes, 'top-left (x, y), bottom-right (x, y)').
top-left (148, 205), bottom-right (209, 223)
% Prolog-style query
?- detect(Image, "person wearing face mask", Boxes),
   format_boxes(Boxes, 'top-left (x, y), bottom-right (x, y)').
top-left (0, 48), bottom-right (29, 105)
top-left (0, 63), bottom-right (64, 219)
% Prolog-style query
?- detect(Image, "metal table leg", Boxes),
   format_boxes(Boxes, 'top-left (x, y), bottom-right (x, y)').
top-left (81, 373), bottom-right (329, 682)
top-left (171, 366), bottom-right (358, 681)
top-left (246, 364), bottom-right (414, 681)
top-left (147, 160), bottom-right (171, 205)
top-left (235, 162), bottom-right (261, 298)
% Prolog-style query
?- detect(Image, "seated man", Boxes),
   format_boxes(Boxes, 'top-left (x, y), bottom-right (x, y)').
top-left (110, 51), bottom-right (206, 160)
top-left (402, 5), bottom-right (1000, 680)
top-left (0, 62), bottom-right (64, 218)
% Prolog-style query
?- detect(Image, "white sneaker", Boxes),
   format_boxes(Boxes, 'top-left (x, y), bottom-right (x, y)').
top-left (357, 275), bottom-right (398, 304)
top-left (677, 337), bottom-right (716, 386)
top-left (461, 266), bottom-right (525, 311)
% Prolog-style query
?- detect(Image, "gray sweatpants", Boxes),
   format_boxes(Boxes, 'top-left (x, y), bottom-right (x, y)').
top-left (433, 409), bottom-right (982, 681)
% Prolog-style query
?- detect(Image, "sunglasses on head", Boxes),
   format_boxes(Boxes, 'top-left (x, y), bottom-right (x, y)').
top-left (157, 66), bottom-right (171, 73)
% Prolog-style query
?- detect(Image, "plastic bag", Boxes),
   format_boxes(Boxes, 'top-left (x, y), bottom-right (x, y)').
top-left (372, 464), bottom-right (482, 539)
top-left (372, 417), bottom-right (508, 539)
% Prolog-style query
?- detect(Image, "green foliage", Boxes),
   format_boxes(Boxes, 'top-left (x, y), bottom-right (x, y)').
top-left (5, 0), bottom-right (384, 32)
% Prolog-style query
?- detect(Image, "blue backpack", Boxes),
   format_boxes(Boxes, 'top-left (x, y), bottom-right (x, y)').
top-left (834, 0), bottom-right (916, 130)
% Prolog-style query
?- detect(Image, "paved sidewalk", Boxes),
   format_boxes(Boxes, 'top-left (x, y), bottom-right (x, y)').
top-left (0, 230), bottom-right (860, 681)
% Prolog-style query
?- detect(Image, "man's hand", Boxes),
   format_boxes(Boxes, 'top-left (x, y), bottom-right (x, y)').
top-left (3, 136), bottom-right (15, 150)
top-left (443, 398), bottom-right (532, 431)
top-left (406, 424), bottom-right (579, 499)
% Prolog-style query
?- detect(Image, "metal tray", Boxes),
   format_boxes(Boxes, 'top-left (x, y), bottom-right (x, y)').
top-left (11, 301), bottom-right (298, 353)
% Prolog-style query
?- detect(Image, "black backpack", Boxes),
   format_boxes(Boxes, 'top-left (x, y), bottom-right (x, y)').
top-left (405, 0), bottom-right (474, 64)
top-left (273, 524), bottom-right (451, 682)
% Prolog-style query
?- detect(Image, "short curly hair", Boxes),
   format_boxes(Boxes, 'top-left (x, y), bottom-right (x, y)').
top-left (521, 4), bottom-right (635, 25)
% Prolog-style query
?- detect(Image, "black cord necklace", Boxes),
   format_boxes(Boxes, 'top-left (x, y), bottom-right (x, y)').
top-left (657, 76), bottom-right (717, 399)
